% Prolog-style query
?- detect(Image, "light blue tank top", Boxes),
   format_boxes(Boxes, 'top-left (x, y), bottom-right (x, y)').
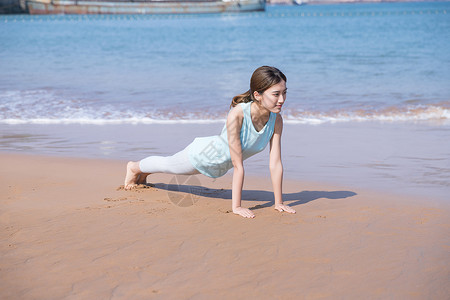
top-left (187, 102), bottom-right (277, 178)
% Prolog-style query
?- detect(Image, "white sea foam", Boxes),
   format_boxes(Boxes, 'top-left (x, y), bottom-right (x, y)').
top-left (283, 105), bottom-right (450, 125)
top-left (1, 89), bottom-right (449, 126)
top-left (1, 107), bottom-right (448, 125)
top-left (0, 118), bottom-right (226, 125)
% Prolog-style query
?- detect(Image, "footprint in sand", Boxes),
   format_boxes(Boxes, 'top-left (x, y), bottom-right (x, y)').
top-left (116, 184), bottom-right (155, 192)
top-left (104, 197), bottom-right (129, 202)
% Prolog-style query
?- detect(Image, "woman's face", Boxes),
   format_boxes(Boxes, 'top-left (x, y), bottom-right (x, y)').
top-left (255, 80), bottom-right (287, 113)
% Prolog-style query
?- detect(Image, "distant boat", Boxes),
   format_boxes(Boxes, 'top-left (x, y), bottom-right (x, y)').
top-left (293, 0), bottom-right (305, 5)
top-left (26, 0), bottom-right (266, 15)
top-left (0, 0), bottom-right (26, 13)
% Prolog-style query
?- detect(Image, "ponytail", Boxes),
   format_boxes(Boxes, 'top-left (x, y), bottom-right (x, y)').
top-left (229, 66), bottom-right (287, 109)
top-left (230, 89), bottom-right (254, 108)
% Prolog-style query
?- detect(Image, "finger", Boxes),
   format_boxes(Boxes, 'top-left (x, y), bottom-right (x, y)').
top-left (242, 212), bottom-right (251, 218)
top-left (237, 210), bottom-right (248, 218)
top-left (284, 207), bottom-right (296, 213)
top-left (284, 205), bottom-right (295, 213)
top-left (245, 210), bottom-right (255, 218)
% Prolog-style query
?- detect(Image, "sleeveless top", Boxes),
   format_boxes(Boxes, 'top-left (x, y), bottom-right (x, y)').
top-left (187, 102), bottom-right (277, 178)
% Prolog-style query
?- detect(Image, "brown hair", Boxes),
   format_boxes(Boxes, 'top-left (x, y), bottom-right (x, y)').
top-left (230, 66), bottom-right (287, 108)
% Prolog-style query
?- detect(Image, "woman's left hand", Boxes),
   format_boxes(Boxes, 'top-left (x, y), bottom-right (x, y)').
top-left (274, 204), bottom-right (296, 214)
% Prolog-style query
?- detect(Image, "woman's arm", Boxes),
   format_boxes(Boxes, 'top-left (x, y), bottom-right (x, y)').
top-left (227, 106), bottom-right (255, 218)
top-left (269, 114), bottom-right (296, 213)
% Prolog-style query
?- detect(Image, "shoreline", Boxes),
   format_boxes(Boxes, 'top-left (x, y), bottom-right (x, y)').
top-left (1, 121), bottom-right (448, 202)
top-left (1, 148), bottom-right (446, 205)
top-left (1, 153), bottom-right (449, 298)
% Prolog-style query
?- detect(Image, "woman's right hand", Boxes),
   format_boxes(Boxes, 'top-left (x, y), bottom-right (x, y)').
top-left (233, 207), bottom-right (255, 218)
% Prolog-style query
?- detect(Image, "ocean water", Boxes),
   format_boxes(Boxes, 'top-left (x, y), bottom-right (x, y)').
top-left (1, 2), bottom-right (449, 200)
top-left (0, 2), bottom-right (449, 124)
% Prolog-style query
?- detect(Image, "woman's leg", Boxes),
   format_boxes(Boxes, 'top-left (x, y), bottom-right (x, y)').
top-left (124, 147), bottom-right (199, 189)
top-left (137, 173), bottom-right (150, 184)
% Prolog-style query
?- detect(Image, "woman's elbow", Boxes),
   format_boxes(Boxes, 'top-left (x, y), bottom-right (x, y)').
top-left (231, 159), bottom-right (244, 172)
top-left (233, 164), bottom-right (245, 174)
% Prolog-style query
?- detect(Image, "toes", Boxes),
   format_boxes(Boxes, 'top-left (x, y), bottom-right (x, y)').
top-left (124, 183), bottom-right (137, 191)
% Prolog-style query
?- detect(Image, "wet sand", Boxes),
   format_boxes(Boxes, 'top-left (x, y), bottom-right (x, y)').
top-left (1, 153), bottom-right (449, 299)
top-left (1, 122), bottom-right (449, 201)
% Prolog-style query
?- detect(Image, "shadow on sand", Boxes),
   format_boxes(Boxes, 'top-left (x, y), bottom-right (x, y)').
top-left (153, 181), bottom-right (357, 210)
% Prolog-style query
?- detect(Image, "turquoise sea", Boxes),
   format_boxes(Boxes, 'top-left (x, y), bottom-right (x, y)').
top-left (1, 2), bottom-right (449, 124)
top-left (0, 2), bottom-right (449, 199)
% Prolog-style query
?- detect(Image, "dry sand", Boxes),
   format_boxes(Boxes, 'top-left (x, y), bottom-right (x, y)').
top-left (1, 153), bottom-right (449, 299)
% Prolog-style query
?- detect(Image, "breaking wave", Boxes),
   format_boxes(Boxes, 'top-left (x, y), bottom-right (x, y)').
top-left (0, 89), bottom-right (449, 126)
top-left (283, 105), bottom-right (450, 125)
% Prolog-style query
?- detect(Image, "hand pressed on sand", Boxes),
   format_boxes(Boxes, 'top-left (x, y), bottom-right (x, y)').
top-left (274, 204), bottom-right (296, 214)
top-left (233, 207), bottom-right (255, 218)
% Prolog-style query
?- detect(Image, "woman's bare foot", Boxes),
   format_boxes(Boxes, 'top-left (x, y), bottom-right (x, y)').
top-left (137, 173), bottom-right (150, 185)
top-left (124, 161), bottom-right (141, 190)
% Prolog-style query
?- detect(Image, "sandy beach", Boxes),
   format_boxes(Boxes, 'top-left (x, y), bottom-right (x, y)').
top-left (1, 153), bottom-right (449, 299)
top-left (2, 2), bottom-right (450, 298)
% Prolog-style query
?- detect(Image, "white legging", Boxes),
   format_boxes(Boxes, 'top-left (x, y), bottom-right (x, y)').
top-left (139, 147), bottom-right (200, 175)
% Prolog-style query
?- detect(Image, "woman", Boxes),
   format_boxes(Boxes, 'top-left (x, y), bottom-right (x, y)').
top-left (124, 66), bottom-right (296, 218)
